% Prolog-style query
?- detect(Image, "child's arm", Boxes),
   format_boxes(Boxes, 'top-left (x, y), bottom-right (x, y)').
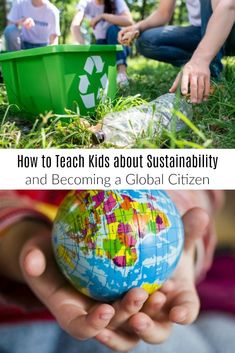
top-left (70, 11), bottom-right (86, 44)
top-left (89, 0), bottom-right (133, 30)
top-left (8, 17), bottom-right (35, 29)
top-left (49, 34), bottom-right (59, 45)
top-left (93, 11), bottom-right (133, 29)
top-left (49, 9), bottom-right (60, 45)
top-left (118, 0), bottom-right (176, 45)
top-left (170, 0), bottom-right (235, 103)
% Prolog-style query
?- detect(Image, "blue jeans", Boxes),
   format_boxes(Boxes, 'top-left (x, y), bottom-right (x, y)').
top-left (137, 0), bottom-right (235, 78)
top-left (136, 25), bottom-right (202, 67)
top-left (3, 24), bottom-right (47, 51)
top-left (96, 25), bottom-right (129, 66)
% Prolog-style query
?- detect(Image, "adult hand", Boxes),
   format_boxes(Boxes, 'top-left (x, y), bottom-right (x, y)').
top-left (89, 14), bottom-right (103, 29)
top-left (95, 207), bottom-right (209, 352)
top-left (118, 24), bottom-right (140, 46)
top-left (169, 58), bottom-right (211, 103)
top-left (21, 17), bottom-right (35, 30)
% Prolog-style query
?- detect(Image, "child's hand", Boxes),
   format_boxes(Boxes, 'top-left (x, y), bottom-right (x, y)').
top-left (89, 14), bottom-right (103, 29)
top-left (0, 220), bottom-right (115, 340)
top-left (0, 219), bottom-right (149, 347)
top-left (19, 226), bottom-right (116, 340)
top-left (20, 17), bottom-right (35, 29)
top-left (118, 25), bottom-right (140, 46)
top-left (95, 207), bottom-right (209, 352)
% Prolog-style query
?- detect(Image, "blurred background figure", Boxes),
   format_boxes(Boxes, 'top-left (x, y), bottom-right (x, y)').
top-left (71, 0), bottom-right (133, 87)
top-left (3, 0), bottom-right (60, 51)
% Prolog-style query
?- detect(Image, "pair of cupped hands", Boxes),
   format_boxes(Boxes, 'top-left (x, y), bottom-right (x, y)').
top-left (1, 191), bottom-right (212, 352)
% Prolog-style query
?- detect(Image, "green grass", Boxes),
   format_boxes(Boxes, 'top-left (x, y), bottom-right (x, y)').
top-left (0, 56), bottom-right (234, 148)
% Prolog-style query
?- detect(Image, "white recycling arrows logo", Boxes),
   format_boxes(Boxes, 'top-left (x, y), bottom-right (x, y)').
top-left (78, 56), bottom-right (109, 109)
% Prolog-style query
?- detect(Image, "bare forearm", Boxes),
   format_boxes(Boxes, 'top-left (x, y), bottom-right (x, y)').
top-left (136, 0), bottom-right (176, 32)
top-left (8, 19), bottom-right (23, 26)
top-left (137, 10), bottom-right (169, 32)
top-left (49, 34), bottom-right (58, 45)
top-left (71, 11), bottom-right (85, 44)
top-left (102, 13), bottom-right (133, 27)
top-left (192, 0), bottom-right (235, 63)
top-left (71, 26), bottom-right (85, 44)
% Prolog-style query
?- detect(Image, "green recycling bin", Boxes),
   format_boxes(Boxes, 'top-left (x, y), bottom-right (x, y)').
top-left (0, 44), bottom-right (122, 117)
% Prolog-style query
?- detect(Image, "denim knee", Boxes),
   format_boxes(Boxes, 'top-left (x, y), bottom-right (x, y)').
top-left (4, 25), bottom-right (20, 41)
top-left (106, 25), bottom-right (120, 44)
top-left (4, 24), bottom-right (21, 51)
top-left (136, 32), bottom-right (157, 58)
top-left (106, 25), bottom-right (128, 65)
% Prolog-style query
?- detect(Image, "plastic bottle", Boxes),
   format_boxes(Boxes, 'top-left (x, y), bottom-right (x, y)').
top-left (93, 93), bottom-right (193, 147)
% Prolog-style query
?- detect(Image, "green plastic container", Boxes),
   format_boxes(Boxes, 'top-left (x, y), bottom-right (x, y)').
top-left (0, 44), bottom-right (122, 117)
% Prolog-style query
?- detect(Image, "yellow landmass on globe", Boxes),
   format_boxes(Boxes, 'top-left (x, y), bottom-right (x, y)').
top-left (115, 245), bottom-right (137, 262)
top-left (141, 282), bottom-right (161, 294)
top-left (57, 245), bottom-right (75, 270)
top-left (96, 247), bottom-right (105, 257)
top-left (107, 222), bottom-right (119, 238)
top-left (79, 286), bottom-right (90, 297)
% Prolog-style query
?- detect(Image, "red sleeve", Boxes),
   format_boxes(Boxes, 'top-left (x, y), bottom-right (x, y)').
top-left (0, 191), bottom-right (52, 235)
top-left (16, 190), bottom-right (68, 206)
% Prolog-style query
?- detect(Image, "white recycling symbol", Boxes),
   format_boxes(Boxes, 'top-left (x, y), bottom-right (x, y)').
top-left (78, 56), bottom-right (109, 109)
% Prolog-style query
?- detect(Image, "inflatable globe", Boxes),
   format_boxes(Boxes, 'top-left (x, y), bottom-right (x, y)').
top-left (52, 190), bottom-right (184, 301)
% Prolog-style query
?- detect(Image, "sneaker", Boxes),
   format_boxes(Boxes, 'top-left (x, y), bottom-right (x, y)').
top-left (117, 72), bottom-right (129, 88)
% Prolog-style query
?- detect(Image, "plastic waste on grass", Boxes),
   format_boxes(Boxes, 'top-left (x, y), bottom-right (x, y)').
top-left (93, 93), bottom-right (193, 147)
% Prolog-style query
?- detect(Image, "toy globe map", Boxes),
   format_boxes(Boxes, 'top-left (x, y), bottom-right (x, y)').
top-left (52, 190), bottom-right (184, 301)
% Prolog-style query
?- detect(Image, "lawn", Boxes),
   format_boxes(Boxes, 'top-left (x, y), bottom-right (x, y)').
top-left (0, 56), bottom-right (234, 148)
